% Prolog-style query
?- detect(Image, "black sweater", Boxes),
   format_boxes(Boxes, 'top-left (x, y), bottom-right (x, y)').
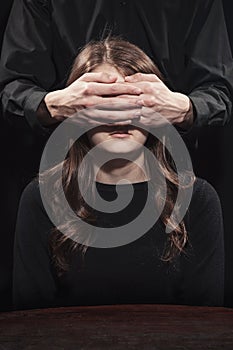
top-left (13, 178), bottom-right (224, 310)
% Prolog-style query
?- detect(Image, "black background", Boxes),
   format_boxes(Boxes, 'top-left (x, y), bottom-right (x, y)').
top-left (1, 0), bottom-right (233, 310)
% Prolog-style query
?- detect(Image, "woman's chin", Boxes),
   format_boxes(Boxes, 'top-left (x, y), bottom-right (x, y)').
top-left (100, 142), bottom-right (144, 155)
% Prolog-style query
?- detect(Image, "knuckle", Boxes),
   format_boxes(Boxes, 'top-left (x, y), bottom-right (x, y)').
top-left (110, 85), bottom-right (118, 93)
top-left (84, 100), bottom-right (94, 107)
top-left (81, 97), bottom-right (88, 106)
top-left (135, 72), bottom-right (143, 79)
top-left (145, 86), bottom-right (153, 94)
top-left (83, 83), bottom-right (92, 95)
top-left (144, 83), bottom-right (155, 94)
top-left (146, 96), bottom-right (156, 106)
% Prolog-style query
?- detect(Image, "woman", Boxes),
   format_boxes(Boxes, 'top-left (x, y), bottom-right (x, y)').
top-left (13, 38), bottom-right (224, 310)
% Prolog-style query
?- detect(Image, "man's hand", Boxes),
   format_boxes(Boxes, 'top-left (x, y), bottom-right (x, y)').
top-left (125, 73), bottom-right (193, 129)
top-left (42, 72), bottom-right (142, 126)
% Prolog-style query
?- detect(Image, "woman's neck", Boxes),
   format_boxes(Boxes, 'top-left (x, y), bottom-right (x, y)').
top-left (94, 152), bottom-right (149, 184)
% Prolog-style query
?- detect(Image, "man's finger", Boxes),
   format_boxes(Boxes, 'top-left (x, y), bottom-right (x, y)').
top-left (125, 73), bottom-right (161, 83)
top-left (83, 82), bottom-right (142, 96)
top-left (78, 72), bottom-right (118, 83)
top-left (77, 107), bottom-right (141, 123)
top-left (93, 102), bottom-right (142, 111)
top-left (71, 96), bottom-right (142, 109)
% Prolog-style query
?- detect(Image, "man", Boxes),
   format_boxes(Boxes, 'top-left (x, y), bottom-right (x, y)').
top-left (0, 0), bottom-right (233, 136)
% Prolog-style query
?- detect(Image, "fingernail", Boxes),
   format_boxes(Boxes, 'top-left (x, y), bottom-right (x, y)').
top-left (137, 100), bottom-right (144, 105)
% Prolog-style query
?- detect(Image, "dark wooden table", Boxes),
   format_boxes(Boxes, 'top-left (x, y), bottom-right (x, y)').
top-left (0, 304), bottom-right (233, 349)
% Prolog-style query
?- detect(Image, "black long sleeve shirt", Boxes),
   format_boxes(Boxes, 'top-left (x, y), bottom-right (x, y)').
top-left (13, 178), bottom-right (224, 310)
top-left (0, 0), bottom-right (233, 136)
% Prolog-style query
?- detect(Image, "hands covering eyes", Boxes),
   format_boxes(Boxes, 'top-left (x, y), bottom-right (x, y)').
top-left (44, 71), bottom-right (193, 129)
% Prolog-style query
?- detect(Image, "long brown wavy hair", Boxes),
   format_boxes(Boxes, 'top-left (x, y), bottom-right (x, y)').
top-left (42, 37), bottom-right (195, 276)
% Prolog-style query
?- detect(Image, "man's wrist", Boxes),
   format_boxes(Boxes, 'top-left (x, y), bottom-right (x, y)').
top-left (178, 97), bottom-right (194, 130)
top-left (36, 96), bottom-right (59, 127)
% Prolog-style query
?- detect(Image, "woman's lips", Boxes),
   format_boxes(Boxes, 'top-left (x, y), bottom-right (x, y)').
top-left (109, 125), bottom-right (133, 137)
top-left (110, 133), bottom-right (131, 138)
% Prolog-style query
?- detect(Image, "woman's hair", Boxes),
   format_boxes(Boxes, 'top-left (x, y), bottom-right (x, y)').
top-left (66, 37), bottom-right (163, 85)
top-left (43, 37), bottom-right (195, 275)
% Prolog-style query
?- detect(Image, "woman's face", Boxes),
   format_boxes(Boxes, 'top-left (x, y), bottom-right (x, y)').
top-left (87, 64), bottom-right (148, 154)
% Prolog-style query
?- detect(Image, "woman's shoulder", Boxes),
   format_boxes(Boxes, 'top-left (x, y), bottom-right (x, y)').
top-left (17, 178), bottom-right (54, 235)
top-left (191, 177), bottom-right (220, 207)
top-left (187, 177), bottom-right (223, 229)
top-left (20, 178), bottom-right (43, 210)
top-left (21, 177), bottom-right (40, 198)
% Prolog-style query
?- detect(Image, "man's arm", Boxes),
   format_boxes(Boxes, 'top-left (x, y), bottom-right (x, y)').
top-left (123, 0), bottom-right (233, 130)
top-left (0, 0), bottom-right (54, 136)
top-left (0, 1), bottom-right (143, 134)
top-left (184, 0), bottom-right (233, 126)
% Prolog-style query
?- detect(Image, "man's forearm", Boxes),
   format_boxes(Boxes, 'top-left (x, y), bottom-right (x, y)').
top-left (188, 86), bottom-right (232, 127)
